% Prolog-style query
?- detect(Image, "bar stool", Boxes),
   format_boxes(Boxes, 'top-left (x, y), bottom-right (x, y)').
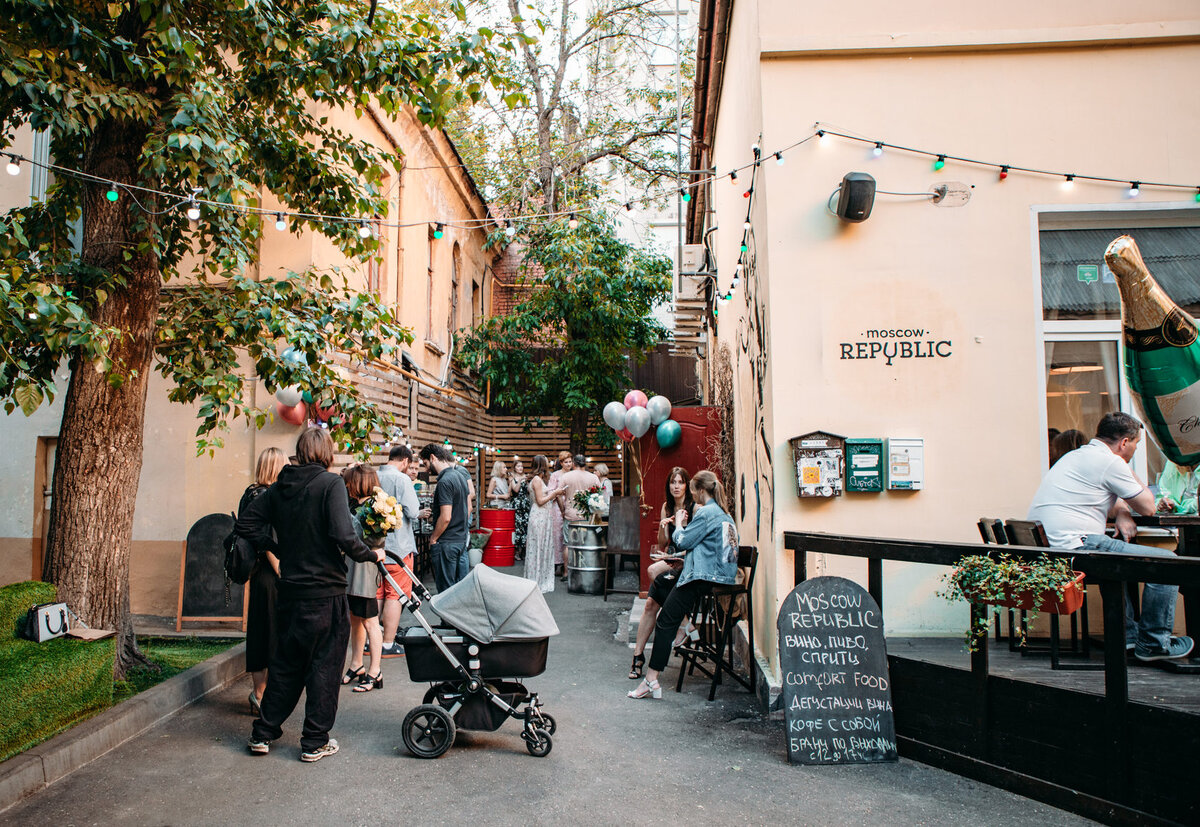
top-left (673, 546), bottom-right (758, 701)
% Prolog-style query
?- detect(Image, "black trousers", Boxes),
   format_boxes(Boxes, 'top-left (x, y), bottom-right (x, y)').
top-left (648, 579), bottom-right (713, 672)
top-left (252, 593), bottom-right (350, 752)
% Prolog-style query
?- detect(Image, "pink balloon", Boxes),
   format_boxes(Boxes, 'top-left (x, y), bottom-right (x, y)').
top-left (617, 427), bottom-right (634, 442)
top-left (277, 401), bottom-right (307, 426)
top-left (623, 390), bottom-right (648, 410)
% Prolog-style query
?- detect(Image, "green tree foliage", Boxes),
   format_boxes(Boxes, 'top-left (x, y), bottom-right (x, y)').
top-left (458, 217), bottom-right (670, 450)
top-left (450, 0), bottom-right (690, 215)
top-left (0, 0), bottom-right (512, 675)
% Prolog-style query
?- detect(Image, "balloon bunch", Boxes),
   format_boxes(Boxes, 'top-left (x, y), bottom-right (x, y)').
top-left (273, 347), bottom-right (340, 427)
top-left (602, 391), bottom-right (681, 449)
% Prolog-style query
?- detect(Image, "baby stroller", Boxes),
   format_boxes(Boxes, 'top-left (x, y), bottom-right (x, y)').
top-left (378, 561), bottom-right (560, 758)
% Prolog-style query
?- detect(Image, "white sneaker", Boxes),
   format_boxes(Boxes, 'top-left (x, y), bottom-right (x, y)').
top-left (300, 738), bottom-right (339, 762)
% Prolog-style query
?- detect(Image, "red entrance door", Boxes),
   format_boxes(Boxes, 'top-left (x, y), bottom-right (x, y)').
top-left (634, 406), bottom-right (723, 593)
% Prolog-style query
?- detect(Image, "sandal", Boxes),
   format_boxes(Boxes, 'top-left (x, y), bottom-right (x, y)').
top-left (353, 672), bottom-right (383, 693)
top-left (627, 677), bottom-right (661, 699)
top-left (628, 653), bottom-right (646, 680)
top-left (673, 622), bottom-right (699, 649)
top-left (341, 665), bottom-right (365, 685)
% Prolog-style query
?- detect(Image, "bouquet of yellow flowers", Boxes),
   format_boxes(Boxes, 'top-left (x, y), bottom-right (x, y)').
top-left (355, 486), bottom-right (404, 547)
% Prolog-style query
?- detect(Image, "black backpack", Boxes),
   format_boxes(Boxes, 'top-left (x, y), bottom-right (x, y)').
top-left (223, 514), bottom-right (256, 585)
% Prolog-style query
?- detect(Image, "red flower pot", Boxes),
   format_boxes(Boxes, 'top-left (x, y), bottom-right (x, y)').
top-left (973, 572), bottom-right (1087, 615)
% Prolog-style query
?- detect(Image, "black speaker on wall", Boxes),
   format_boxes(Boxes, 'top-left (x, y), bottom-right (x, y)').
top-left (835, 172), bottom-right (876, 222)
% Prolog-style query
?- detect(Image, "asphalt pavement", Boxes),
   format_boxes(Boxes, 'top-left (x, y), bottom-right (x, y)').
top-left (3, 565), bottom-right (1094, 826)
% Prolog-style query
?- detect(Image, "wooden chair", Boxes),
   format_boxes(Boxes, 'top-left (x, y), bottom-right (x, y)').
top-left (978, 517), bottom-right (1016, 645)
top-left (602, 496), bottom-right (641, 601)
top-left (1003, 519), bottom-right (1100, 671)
top-left (674, 546), bottom-right (758, 701)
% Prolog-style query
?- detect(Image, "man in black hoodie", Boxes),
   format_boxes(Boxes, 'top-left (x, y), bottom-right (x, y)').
top-left (237, 428), bottom-right (384, 762)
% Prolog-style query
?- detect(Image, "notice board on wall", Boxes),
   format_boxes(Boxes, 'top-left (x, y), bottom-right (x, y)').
top-left (777, 576), bottom-right (897, 765)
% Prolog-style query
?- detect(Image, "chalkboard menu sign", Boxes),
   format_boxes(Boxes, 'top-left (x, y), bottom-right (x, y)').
top-left (777, 576), bottom-right (897, 765)
top-left (177, 513), bottom-right (246, 630)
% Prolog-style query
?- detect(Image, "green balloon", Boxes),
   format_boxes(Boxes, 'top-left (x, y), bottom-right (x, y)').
top-left (656, 419), bottom-right (682, 449)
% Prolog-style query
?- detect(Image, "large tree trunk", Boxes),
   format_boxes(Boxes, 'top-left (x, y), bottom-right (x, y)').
top-left (43, 120), bottom-right (159, 679)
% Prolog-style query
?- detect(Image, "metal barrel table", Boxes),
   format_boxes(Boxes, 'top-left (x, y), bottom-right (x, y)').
top-left (564, 521), bottom-right (606, 594)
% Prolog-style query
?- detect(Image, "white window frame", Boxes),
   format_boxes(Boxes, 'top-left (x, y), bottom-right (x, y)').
top-left (1033, 200), bottom-right (1200, 482)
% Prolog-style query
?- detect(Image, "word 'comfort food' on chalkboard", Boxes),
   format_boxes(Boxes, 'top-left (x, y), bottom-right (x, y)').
top-left (777, 576), bottom-right (897, 765)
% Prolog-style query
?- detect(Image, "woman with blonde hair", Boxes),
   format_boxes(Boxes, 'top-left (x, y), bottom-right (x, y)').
top-left (242, 447), bottom-right (287, 715)
top-left (486, 460), bottom-right (511, 507)
top-left (341, 464), bottom-right (385, 692)
top-left (629, 470), bottom-right (738, 700)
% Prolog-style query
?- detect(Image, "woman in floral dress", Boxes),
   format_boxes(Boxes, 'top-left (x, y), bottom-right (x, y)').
top-left (524, 455), bottom-right (567, 593)
top-left (548, 451), bottom-right (573, 577)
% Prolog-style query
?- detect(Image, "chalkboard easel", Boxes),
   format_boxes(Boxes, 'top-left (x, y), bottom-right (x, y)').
top-left (176, 512), bottom-right (248, 631)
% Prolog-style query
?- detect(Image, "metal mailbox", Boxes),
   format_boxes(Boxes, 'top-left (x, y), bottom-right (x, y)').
top-left (789, 431), bottom-right (845, 498)
top-left (845, 438), bottom-right (884, 493)
top-left (886, 437), bottom-right (924, 490)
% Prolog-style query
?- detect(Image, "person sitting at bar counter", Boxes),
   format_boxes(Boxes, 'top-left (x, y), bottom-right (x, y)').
top-left (1155, 460), bottom-right (1200, 515)
top-left (1027, 411), bottom-right (1193, 662)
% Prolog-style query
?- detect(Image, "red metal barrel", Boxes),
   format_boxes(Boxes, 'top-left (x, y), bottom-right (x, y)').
top-left (479, 508), bottom-right (516, 566)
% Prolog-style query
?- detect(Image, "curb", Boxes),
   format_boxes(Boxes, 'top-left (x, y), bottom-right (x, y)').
top-left (0, 642), bottom-right (246, 813)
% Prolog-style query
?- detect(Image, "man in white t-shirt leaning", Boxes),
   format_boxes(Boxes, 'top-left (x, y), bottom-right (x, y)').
top-left (1027, 411), bottom-right (1193, 662)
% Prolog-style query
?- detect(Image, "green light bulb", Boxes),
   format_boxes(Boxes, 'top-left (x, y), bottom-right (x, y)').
top-left (106, 187), bottom-right (119, 202)
top-left (933, 155), bottom-right (946, 171)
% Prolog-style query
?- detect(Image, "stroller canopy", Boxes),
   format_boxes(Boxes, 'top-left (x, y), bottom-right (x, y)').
top-left (431, 564), bottom-right (560, 644)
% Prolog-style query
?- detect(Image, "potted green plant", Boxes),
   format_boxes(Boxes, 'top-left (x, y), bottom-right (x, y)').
top-left (938, 553), bottom-right (1086, 650)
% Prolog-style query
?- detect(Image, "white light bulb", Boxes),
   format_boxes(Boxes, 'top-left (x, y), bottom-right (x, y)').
top-left (185, 203), bottom-right (201, 221)
top-left (1128, 182), bottom-right (1140, 197)
top-left (872, 143), bottom-right (883, 158)
top-left (743, 220), bottom-right (751, 230)
top-left (732, 277), bottom-right (741, 287)
top-left (1062, 175), bottom-right (1075, 191)
top-left (774, 153), bottom-right (784, 166)
top-left (358, 222), bottom-right (372, 238)
top-left (5, 158), bottom-right (20, 176)
top-left (274, 213), bottom-right (287, 231)
top-left (505, 225), bottom-right (516, 237)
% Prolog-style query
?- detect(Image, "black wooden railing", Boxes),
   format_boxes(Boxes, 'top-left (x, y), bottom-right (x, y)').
top-left (783, 531), bottom-right (1200, 820)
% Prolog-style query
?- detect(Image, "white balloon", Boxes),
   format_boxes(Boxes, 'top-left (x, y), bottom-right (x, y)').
top-left (275, 385), bottom-right (302, 407)
top-left (646, 395), bottom-right (672, 426)
top-left (626, 406), bottom-right (652, 438)
top-left (602, 400), bottom-right (627, 431)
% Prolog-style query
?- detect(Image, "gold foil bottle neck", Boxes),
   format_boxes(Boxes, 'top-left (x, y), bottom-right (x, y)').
top-left (1106, 234), bottom-right (1198, 348)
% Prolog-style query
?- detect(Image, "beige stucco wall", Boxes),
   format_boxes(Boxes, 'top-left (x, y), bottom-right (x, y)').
top-left (0, 103), bottom-right (493, 618)
top-left (710, 1), bottom-right (1200, 675)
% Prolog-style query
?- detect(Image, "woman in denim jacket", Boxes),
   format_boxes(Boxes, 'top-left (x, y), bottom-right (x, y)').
top-left (629, 470), bottom-right (738, 699)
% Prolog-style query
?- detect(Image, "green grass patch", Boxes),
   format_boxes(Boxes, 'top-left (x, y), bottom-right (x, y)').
top-left (0, 582), bottom-right (238, 763)
top-left (114, 637), bottom-right (240, 702)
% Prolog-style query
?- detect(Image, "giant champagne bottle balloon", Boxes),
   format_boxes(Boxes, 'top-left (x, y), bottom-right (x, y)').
top-left (1106, 235), bottom-right (1200, 465)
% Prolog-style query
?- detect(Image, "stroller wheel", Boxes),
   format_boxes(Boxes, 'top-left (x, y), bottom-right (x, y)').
top-left (535, 712), bottom-right (557, 736)
top-left (524, 727), bottom-right (552, 758)
top-left (402, 704), bottom-right (456, 759)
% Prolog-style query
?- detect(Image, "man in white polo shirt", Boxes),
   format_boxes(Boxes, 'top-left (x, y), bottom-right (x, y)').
top-left (1028, 411), bottom-right (1193, 662)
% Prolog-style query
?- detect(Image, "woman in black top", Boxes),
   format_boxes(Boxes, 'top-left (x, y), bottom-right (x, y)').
top-left (242, 447), bottom-right (287, 716)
